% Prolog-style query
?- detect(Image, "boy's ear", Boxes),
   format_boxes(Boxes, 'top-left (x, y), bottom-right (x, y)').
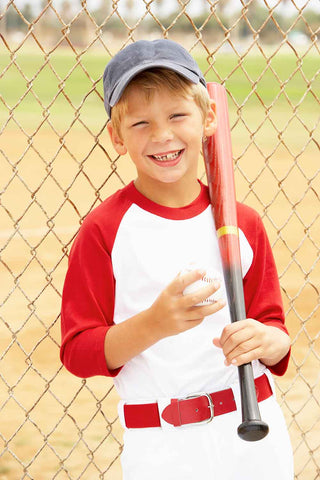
top-left (107, 121), bottom-right (127, 156)
top-left (203, 99), bottom-right (217, 137)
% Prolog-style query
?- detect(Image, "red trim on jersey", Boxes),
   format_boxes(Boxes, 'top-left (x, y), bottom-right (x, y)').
top-left (126, 180), bottom-right (211, 219)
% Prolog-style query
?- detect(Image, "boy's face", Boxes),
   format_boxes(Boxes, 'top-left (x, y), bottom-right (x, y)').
top-left (108, 85), bottom-right (216, 198)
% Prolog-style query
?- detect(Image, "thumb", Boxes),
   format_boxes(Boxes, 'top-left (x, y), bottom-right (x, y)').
top-left (213, 337), bottom-right (222, 348)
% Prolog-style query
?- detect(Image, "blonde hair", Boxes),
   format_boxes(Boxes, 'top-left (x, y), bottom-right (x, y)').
top-left (110, 68), bottom-right (210, 137)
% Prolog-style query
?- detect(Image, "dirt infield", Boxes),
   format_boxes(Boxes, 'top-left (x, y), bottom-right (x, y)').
top-left (0, 125), bottom-right (319, 479)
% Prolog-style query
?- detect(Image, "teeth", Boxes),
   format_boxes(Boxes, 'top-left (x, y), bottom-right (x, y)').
top-left (153, 150), bottom-right (181, 161)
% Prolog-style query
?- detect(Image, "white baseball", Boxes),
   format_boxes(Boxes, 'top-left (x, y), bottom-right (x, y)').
top-left (181, 264), bottom-right (223, 306)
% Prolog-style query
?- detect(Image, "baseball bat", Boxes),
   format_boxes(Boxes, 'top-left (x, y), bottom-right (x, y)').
top-left (203, 82), bottom-right (269, 441)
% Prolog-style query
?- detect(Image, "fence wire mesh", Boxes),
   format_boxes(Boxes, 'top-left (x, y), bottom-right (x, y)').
top-left (0, 0), bottom-right (319, 478)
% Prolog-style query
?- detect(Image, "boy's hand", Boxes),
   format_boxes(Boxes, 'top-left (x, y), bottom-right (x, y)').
top-left (213, 319), bottom-right (291, 368)
top-left (150, 269), bottom-right (226, 339)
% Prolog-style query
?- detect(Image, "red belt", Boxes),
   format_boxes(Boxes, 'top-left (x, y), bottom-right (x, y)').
top-left (123, 374), bottom-right (272, 428)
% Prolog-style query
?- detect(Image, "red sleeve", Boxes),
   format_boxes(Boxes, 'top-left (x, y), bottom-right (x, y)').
top-left (238, 203), bottom-right (290, 376)
top-left (60, 189), bottom-right (131, 378)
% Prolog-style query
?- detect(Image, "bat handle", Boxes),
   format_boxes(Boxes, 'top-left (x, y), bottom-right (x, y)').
top-left (223, 264), bottom-right (269, 441)
top-left (237, 363), bottom-right (269, 441)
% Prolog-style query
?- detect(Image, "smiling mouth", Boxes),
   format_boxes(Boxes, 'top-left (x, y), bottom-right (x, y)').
top-left (149, 149), bottom-right (184, 162)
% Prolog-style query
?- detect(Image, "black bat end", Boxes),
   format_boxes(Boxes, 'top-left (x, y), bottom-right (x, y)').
top-left (237, 420), bottom-right (269, 442)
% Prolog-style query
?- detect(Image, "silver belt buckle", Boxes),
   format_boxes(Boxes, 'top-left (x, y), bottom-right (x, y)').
top-left (183, 392), bottom-right (214, 425)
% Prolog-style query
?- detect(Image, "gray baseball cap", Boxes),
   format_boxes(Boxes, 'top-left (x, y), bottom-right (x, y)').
top-left (103, 39), bottom-right (206, 118)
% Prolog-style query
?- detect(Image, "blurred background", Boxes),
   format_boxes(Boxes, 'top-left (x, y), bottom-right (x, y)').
top-left (0, 0), bottom-right (319, 478)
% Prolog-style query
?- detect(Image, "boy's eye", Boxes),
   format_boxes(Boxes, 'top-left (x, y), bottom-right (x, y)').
top-left (170, 113), bottom-right (187, 120)
top-left (131, 121), bottom-right (148, 128)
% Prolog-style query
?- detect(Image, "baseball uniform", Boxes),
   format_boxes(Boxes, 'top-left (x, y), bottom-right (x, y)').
top-left (61, 181), bottom-right (293, 479)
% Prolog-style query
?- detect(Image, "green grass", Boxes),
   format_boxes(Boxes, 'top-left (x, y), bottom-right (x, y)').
top-left (198, 53), bottom-right (320, 105)
top-left (0, 48), bottom-right (319, 132)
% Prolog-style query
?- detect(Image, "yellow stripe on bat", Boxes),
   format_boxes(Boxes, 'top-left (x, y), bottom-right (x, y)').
top-left (216, 226), bottom-right (239, 238)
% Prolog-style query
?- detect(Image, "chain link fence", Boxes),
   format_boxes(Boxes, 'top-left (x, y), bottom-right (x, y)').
top-left (0, 0), bottom-right (319, 478)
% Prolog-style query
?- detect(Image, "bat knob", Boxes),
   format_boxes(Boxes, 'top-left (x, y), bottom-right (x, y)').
top-left (237, 420), bottom-right (269, 442)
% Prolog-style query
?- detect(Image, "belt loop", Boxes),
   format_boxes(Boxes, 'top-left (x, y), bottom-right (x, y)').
top-left (118, 400), bottom-right (127, 429)
top-left (264, 369), bottom-right (275, 396)
top-left (229, 376), bottom-right (242, 412)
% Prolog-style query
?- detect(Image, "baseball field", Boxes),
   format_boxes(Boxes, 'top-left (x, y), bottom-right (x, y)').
top-left (0, 48), bottom-right (319, 478)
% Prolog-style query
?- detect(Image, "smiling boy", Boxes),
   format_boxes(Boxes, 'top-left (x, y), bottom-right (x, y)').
top-left (107, 71), bottom-right (214, 207)
top-left (60, 40), bottom-right (293, 479)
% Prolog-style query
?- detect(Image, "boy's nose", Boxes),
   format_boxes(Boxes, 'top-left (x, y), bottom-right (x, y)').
top-left (151, 125), bottom-right (174, 143)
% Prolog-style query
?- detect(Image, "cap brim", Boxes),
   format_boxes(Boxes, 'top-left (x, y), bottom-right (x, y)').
top-left (109, 61), bottom-right (205, 111)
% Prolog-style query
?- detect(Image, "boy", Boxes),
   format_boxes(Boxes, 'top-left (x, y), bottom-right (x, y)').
top-left (60, 39), bottom-right (293, 479)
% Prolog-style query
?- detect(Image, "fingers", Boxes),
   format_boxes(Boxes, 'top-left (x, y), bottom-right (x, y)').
top-left (212, 337), bottom-right (222, 348)
top-left (170, 269), bottom-right (225, 309)
top-left (168, 269), bottom-right (205, 296)
top-left (214, 319), bottom-right (267, 367)
top-left (152, 269), bottom-right (226, 338)
top-left (185, 298), bottom-right (226, 322)
top-left (224, 340), bottom-right (261, 367)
